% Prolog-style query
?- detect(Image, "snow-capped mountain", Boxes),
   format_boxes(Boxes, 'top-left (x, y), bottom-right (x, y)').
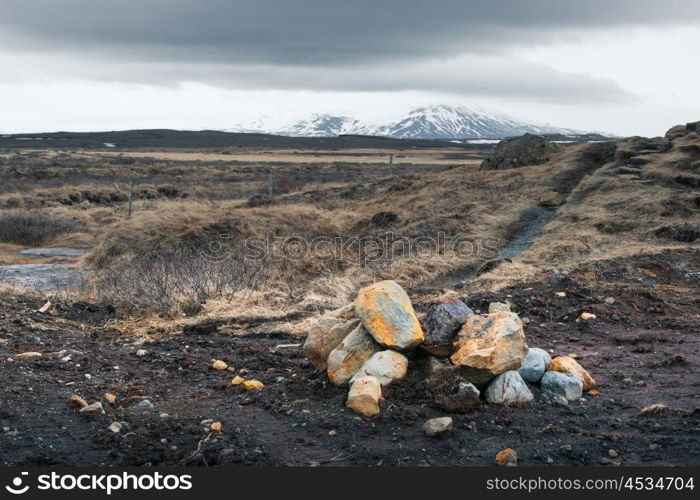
top-left (357, 105), bottom-right (581, 139)
top-left (229, 104), bottom-right (584, 139)
top-left (281, 114), bottom-right (360, 137)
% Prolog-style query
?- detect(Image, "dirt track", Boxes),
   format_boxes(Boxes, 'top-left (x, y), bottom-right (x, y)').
top-left (1, 250), bottom-right (699, 466)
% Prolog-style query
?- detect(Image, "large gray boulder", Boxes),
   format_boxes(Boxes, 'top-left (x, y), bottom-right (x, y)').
top-left (518, 347), bottom-right (552, 383)
top-left (480, 134), bottom-right (560, 170)
top-left (484, 371), bottom-right (534, 405)
top-left (421, 298), bottom-right (474, 357)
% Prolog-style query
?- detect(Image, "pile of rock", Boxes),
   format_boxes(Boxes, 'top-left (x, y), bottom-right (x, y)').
top-left (304, 280), bottom-right (597, 417)
top-left (304, 280), bottom-right (421, 416)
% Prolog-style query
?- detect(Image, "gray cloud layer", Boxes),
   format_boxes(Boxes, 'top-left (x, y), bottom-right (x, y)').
top-left (0, 0), bottom-right (697, 101)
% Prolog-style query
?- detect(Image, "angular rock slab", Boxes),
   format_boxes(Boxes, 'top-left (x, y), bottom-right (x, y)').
top-left (540, 371), bottom-right (583, 403)
top-left (327, 323), bottom-right (381, 386)
top-left (350, 350), bottom-right (408, 386)
top-left (549, 356), bottom-right (596, 390)
top-left (304, 302), bottom-right (359, 372)
top-left (347, 376), bottom-right (382, 417)
top-left (421, 298), bottom-right (474, 357)
top-left (518, 347), bottom-right (552, 383)
top-left (484, 371), bottom-right (534, 405)
top-left (450, 311), bottom-right (528, 386)
top-left (355, 280), bottom-right (424, 350)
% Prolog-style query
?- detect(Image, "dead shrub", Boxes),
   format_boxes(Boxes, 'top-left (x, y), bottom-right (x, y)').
top-left (92, 236), bottom-right (266, 314)
top-left (0, 212), bottom-right (86, 245)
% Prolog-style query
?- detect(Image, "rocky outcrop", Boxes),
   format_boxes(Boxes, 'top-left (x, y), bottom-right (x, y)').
top-left (451, 311), bottom-right (529, 386)
top-left (480, 134), bottom-right (560, 170)
top-left (421, 298), bottom-right (473, 357)
top-left (355, 280), bottom-right (424, 350)
top-left (665, 121), bottom-right (700, 140)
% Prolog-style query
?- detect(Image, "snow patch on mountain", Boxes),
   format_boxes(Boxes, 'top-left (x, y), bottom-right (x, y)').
top-left (228, 104), bottom-right (584, 139)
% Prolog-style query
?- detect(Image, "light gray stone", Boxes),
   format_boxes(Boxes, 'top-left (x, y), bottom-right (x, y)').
top-left (488, 301), bottom-right (511, 313)
top-left (423, 417), bottom-right (453, 437)
top-left (350, 350), bottom-right (408, 386)
top-left (540, 371), bottom-right (583, 403)
top-left (518, 347), bottom-right (552, 383)
top-left (484, 371), bottom-right (534, 405)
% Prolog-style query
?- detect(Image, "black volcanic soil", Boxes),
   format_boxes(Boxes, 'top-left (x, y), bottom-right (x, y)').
top-left (1, 250), bottom-right (698, 466)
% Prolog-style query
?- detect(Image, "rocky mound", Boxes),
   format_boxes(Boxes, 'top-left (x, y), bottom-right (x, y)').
top-left (304, 281), bottom-right (597, 418)
top-left (480, 133), bottom-right (561, 170)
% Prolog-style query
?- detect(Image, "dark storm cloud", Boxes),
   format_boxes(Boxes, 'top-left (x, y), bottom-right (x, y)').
top-left (1, 0), bottom-right (698, 63)
top-left (0, 0), bottom-right (697, 99)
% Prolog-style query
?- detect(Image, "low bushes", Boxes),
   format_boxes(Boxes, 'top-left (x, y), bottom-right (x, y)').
top-left (0, 212), bottom-right (86, 245)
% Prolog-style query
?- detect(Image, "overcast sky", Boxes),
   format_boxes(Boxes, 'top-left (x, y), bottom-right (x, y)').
top-left (0, 0), bottom-right (698, 136)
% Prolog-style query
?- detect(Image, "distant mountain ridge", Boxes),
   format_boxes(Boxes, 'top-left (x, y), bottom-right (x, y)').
top-left (231, 104), bottom-right (587, 139)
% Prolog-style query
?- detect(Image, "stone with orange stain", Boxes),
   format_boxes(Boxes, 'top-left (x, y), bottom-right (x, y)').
top-left (450, 312), bottom-right (528, 385)
top-left (495, 448), bottom-right (518, 466)
top-left (346, 376), bottom-right (382, 417)
top-left (304, 303), bottom-right (359, 372)
top-left (242, 380), bottom-right (264, 391)
top-left (212, 360), bottom-right (228, 371)
top-left (549, 356), bottom-right (596, 390)
top-left (327, 324), bottom-right (381, 385)
top-left (355, 280), bottom-right (424, 351)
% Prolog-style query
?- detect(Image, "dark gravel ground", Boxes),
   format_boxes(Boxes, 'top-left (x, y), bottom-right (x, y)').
top-left (0, 249), bottom-right (698, 466)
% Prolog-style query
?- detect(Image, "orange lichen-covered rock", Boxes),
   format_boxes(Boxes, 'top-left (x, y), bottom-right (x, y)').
top-left (495, 448), bottom-right (518, 466)
top-left (212, 360), bottom-right (228, 371)
top-left (242, 380), bottom-right (264, 391)
top-left (327, 324), bottom-right (381, 385)
top-left (304, 303), bottom-right (359, 372)
top-left (355, 280), bottom-right (424, 350)
top-left (549, 356), bottom-right (597, 390)
top-left (450, 312), bottom-right (528, 385)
